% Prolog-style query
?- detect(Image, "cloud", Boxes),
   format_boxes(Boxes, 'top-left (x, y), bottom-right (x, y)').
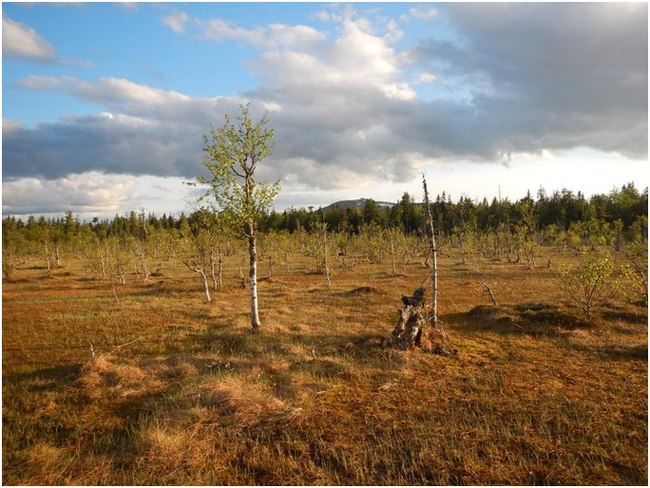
top-left (3, 118), bottom-right (23, 134)
top-left (200, 17), bottom-right (326, 49)
top-left (407, 3), bottom-right (648, 159)
top-left (408, 6), bottom-right (438, 21)
top-left (4, 3), bottom-right (647, 199)
top-left (3, 112), bottom-right (206, 180)
top-left (6, 14), bottom-right (420, 189)
top-left (2, 172), bottom-right (205, 218)
top-left (415, 72), bottom-right (437, 84)
top-left (2, 172), bottom-right (138, 216)
top-left (2, 16), bottom-right (55, 62)
top-left (18, 75), bottom-right (193, 108)
top-left (161, 11), bottom-right (189, 34)
top-left (119, 3), bottom-right (139, 11)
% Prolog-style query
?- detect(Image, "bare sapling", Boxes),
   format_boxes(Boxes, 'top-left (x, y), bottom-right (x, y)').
top-left (477, 272), bottom-right (498, 306)
top-left (108, 235), bottom-right (133, 285)
top-left (385, 227), bottom-right (404, 276)
top-left (138, 209), bottom-right (150, 281)
top-left (390, 231), bottom-right (397, 275)
top-left (277, 230), bottom-right (291, 275)
top-left (54, 244), bottom-right (62, 268)
top-left (181, 213), bottom-right (225, 302)
top-left (110, 280), bottom-right (120, 304)
top-left (320, 222), bottom-right (332, 289)
top-left (211, 248), bottom-right (223, 291)
top-left (422, 175), bottom-right (438, 327)
top-left (83, 238), bottom-right (108, 280)
top-left (184, 258), bottom-right (212, 302)
top-left (383, 177), bottom-right (451, 353)
top-left (193, 209), bottom-right (230, 292)
top-left (260, 231), bottom-right (281, 279)
top-left (44, 241), bottom-right (52, 274)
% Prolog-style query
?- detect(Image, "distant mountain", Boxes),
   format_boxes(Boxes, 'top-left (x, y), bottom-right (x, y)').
top-left (321, 198), bottom-right (395, 212)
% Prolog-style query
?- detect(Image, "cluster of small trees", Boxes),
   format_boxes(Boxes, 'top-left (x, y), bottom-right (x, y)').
top-left (3, 105), bottom-right (647, 329)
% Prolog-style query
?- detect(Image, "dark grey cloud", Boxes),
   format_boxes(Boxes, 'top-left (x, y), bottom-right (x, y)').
top-left (3, 113), bottom-right (204, 179)
top-left (409, 2), bottom-right (648, 159)
top-left (3, 3), bottom-right (647, 192)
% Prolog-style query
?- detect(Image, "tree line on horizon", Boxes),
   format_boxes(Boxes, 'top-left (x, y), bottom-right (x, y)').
top-left (3, 182), bottom-right (647, 243)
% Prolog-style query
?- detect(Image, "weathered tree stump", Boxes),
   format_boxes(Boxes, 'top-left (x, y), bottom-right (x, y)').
top-left (382, 287), bottom-right (450, 353)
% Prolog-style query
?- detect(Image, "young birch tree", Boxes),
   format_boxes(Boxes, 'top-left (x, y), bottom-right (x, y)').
top-left (198, 104), bottom-right (280, 333)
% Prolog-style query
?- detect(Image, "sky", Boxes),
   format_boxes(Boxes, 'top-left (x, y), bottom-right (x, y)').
top-left (2, 2), bottom-right (648, 220)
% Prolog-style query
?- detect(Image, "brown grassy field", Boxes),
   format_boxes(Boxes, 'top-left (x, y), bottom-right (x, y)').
top-left (2, 248), bottom-right (647, 485)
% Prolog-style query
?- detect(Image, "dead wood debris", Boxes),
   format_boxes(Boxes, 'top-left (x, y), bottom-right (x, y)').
top-left (382, 287), bottom-right (454, 354)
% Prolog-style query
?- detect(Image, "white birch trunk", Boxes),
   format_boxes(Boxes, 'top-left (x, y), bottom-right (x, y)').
top-left (183, 260), bottom-right (211, 302)
top-left (44, 243), bottom-right (52, 273)
top-left (217, 250), bottom-right (223, 291)
top-left (199, 269), bottom-right (211, 302)
top-left (210, 249), bottom-right (219, 291)
top-left (248, 227), bottom-right (262, 331)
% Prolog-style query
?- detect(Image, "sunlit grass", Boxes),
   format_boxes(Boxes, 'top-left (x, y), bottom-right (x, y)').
top-left (2, 247), bottom-right (647, 484)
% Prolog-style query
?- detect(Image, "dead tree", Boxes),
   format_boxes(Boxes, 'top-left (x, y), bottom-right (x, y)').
top-left (320, 222), bottom-right (332, 289)
top-left (382, 287), bottom-right (427, 350)
top-left (422, 175), bottom-right (438, 326)
top-left (479, 276), bottom-right (498, 306)
top-left (382, 176), bottom-right (452, 354)
top-left (382, 286), bottom-right (449, 352)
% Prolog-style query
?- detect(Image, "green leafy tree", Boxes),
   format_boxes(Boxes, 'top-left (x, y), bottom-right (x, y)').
top-left (558, 251), bottom-right (619, 320)
top-left (2, 218), bottom-right (26, 280)
top-left (197, 103), bottom-right (280, 332)
top-left (621, 242), bottom-right (648, 306)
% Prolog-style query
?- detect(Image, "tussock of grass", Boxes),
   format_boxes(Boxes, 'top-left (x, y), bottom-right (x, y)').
top-left (76, 353), bottom-right (203, 400)
top-left (27, 443), bottom-right (65, 472)
top-left (345, 285), bottom-right (380, 295)
top-left (195, 377), bottom-right (289, 427)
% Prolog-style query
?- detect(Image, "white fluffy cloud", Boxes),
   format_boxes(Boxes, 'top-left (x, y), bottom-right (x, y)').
top-left (19, 75), bottom-right (194, 111)
top-left (2, 172), bottom-right (137, 215)
top-left (2, 172), bottom-right (203, 218)
top-left (2, 16), bottom-right (55, 62)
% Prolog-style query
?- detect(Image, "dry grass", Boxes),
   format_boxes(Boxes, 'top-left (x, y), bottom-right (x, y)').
top-left (2, 248), bottom-right (647, 485)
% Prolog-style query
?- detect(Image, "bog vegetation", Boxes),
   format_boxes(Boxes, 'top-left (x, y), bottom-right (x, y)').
top-left (3, 107), bottom-right (648, 485)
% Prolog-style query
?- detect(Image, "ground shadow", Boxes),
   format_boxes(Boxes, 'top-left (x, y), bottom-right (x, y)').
top-left (444, 302), bottom-right (592, 336)
top-left (4, 364), bottom-right (81, 392)
top-left (568, 343), bottom-right (648, 362)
